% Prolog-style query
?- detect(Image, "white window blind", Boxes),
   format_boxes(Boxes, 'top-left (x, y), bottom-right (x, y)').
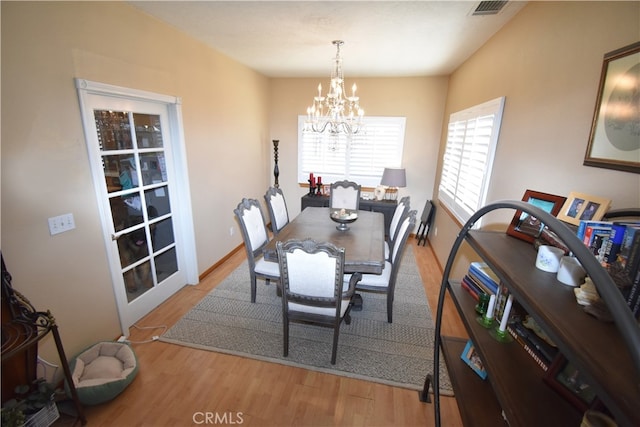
top-left (439, 97), bottom-right (505, 225)
top-left (298, 116), bottom-right (406, 187)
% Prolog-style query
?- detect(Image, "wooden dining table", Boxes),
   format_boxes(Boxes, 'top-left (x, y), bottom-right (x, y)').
top-left (263, 207), bottom-right (385, 275)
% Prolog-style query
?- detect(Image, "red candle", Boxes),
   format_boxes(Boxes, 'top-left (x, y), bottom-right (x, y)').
top-left (309, 172), bottom-right (314, 182)
top-left (311, 177), bottom-right (315, 186)
top-left (317, 176), bottom-right (322, 184)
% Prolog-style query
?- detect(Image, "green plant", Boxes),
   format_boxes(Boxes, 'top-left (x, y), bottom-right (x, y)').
top-left (1, 378), bottom-right (57, 427)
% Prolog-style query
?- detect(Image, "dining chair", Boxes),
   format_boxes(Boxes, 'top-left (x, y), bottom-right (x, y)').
top-left (385, 196), bottom-right (410, 261)
top-left (347, 210), bottom-right (417, 323)
top-left (233, 198), bottom-right (280, 303)
top-left (330, 180), bottom-right (361, 211)
top-left (264, 187), bottom-right (289, 235)
top-left (276, 238), bottom-right (362, 365)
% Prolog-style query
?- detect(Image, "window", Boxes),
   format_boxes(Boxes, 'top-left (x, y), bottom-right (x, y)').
top-left (438, 97), bottom-right (505, 225)
top-left (298, 116), bottom-right (406, 187)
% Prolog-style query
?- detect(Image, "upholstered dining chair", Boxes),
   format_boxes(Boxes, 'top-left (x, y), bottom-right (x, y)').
top-left (264, 187), bottom-right (289, 235)
top-left (385, 196), bottom-right (410, 261)
top-left (233, 198), bottom-right (280, 303)
top-left (276, 238), bottom-right (362, 365)
top-left (347, 210), bottom-right (417, 323)
top-left (329, 180), bottom-right (361, 211)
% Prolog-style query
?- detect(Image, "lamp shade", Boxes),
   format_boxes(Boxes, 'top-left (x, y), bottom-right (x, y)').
top-left (380, 168), bottom-right (406, 187)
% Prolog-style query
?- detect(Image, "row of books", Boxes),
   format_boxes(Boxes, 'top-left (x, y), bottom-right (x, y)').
top-left (461, 262), bottom-right (510, 320)
top-left (577, 219), bottom-right (640, 317)
top-left (460, 261), bottom-right (559, 373)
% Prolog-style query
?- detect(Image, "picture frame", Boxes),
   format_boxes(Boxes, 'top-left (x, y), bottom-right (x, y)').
top-left (543, 354), bottom-right (600, 412)
top-left (584, 41), bottom-right (640, 174)
top-left (460, 339), bottom-right (487, 380)
top-left (506, 190), bottom-right (567, 243)
top-left (557, 191), bottom-right (611, 226)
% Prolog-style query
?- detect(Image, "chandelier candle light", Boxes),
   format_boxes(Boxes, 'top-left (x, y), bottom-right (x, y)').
top-left (305, 40), bottom-right (364, 136)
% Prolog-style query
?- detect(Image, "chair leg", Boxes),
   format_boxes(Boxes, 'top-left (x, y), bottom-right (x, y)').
top-left (387, 293), bottom-right (394, 323)
top-left (283, 317), bottom-right (289, 358)
top-left (250, 274), bottom-right (257, 303)
top-left (331, 323), bottom-right (340, 365)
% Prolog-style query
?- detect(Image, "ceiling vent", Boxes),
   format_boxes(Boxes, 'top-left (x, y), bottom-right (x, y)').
top-left (471, 1), bottom-right (509, 16)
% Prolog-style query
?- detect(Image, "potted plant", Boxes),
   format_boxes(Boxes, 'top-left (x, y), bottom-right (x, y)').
top-left (1, 379), bottom-right (59, 427)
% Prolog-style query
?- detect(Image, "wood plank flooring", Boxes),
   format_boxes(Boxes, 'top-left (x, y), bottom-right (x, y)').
top-left (66, 239), bottom-right (467, 426)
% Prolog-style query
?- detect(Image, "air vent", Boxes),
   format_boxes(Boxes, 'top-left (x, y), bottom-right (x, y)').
top-left (472, 1), bottom-right (508, 16)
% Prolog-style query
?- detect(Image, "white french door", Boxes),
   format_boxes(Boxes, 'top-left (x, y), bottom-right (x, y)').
top-left (76, 79), bottom-right (198, 335)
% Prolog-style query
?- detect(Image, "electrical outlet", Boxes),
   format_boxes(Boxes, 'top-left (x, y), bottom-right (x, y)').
top-left (434, 227), bottom-right (438, 237)
top-left (229, 226), bottom-right (234, 236)
top-left (48, 213), bottom-right (76, 235)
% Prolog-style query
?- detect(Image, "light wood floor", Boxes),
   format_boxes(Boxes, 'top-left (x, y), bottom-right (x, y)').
top-left (70, 239), bottom-right (467, 426)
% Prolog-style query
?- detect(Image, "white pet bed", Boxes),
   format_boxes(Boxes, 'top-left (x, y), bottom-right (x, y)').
top-left (66, 341), bottom-right (139, 405)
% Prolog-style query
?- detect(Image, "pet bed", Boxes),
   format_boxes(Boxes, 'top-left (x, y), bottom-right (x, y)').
top-left (66, 341), bottom-right (139, 405)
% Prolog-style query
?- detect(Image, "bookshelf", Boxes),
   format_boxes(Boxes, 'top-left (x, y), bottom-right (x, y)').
top-left (422, 201), bottom-right (640, 427)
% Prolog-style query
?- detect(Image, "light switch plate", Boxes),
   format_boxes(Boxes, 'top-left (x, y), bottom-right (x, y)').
top-left (48, 213), bottom-right (75, 235)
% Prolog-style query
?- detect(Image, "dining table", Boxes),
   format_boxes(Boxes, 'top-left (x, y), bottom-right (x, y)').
top-left (263, 206), bottom-right (385, 275)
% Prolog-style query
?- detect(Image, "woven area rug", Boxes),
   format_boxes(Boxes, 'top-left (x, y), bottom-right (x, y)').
top-left (160, 246), bottom-right (452, 394)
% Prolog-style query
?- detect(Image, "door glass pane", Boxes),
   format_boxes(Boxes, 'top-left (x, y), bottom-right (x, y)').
top-left (155, 248), bottom-right (178, 283)
top-left (95, 110), bottom-right (133, 151)
top-left (140, 152), bottom-right (167, 186)
top-left (133, 113), bottom-right (164, 148)
top-left (110, 196), bottom-right (144, 232)
top-left (103, 154), bottom-right (140, 194)
top-left (145, 186), bottom-right (171, 217)
top-left (151, 218), bottom-right (174, 252)
top-left (117, 227), bottom-right (149, 268)
top-left (123, 261), bottom-right (153, 302)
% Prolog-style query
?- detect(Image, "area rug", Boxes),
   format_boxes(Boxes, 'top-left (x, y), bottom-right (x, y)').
top-left (160, 246), bottom-right (452, 394)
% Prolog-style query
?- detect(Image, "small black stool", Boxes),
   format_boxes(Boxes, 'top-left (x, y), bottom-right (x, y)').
top-left (416, 200), bottom-right (435, 246)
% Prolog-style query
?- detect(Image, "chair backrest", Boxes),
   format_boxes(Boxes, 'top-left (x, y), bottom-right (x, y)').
top-left (264, 187), bottom-right (289, 235)
top-left (277, 239), bottom-right (345, 307)
top-left (389, 196), bottom-right (410, 241)
top-left (330, 180), bottom-right (361, 210)
top-left (391, 210), bottom-right (417, 266)
top-left (233, 198), bottom-right (270, 263)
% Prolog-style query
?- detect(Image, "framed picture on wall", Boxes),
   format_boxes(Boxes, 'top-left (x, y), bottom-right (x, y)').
top-left (506, 190), bottom-right (566, 243)
top-left (584, 41), bottom-right (640, 174)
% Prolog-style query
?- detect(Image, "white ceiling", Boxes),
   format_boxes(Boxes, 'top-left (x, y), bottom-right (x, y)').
top-left (129, 1), bottom-right (527, 78)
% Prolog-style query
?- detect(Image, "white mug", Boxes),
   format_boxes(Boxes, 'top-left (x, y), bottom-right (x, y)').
top-left (535, 245), bottom-right (564, 273)
top-left (557, 256), bottom-right (586, 287)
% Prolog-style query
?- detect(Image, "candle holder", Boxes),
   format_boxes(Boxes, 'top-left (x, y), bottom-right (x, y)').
top-left (490, 327), bottom-right (513, 343)
top-left (308, 180), bottom-right (315, 196)
top-left (272, 140), bottom-right (279, 188)
top-left (477, 314), bottom-right (495, 329)
top-left (316, 183), bottom-right (322, 196)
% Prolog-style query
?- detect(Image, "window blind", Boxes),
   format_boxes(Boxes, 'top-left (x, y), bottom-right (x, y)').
top-left (298, 116), bottom-right (406, 187)
top-left (439, 97), bottom-right (505, 225)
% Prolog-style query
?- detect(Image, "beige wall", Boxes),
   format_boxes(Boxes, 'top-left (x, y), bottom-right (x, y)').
top-left (269, 77), bottom-right (449, 220)
top-left (1, 2), bottom-right (270, 361)
top-left (429, 1), bottom-right (640, 277)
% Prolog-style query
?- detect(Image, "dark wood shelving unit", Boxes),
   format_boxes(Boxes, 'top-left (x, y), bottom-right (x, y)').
top-left (423, 201), bottom-right (640, 427)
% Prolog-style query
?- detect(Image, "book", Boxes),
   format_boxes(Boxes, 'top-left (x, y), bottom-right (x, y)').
top-left (627, 268), bottom-right (640, 313)
top-left (460, 276), bottom-right (481, 301)
top-left (507, 325), bottom-right (549, 371)
top-left (511, 319), bottom-right (558, 365)
top-left (468, 262), bottom-right (499, 294)
top-left (624, 228), bottom-right (640, 278)
top-left (602, 223), bottom-right (629, 267)
top-left (577, 220), bottom-right (613, 242)
top-left (460, 339), bottom-right (487, 380)
top-left (466, 272), bottom-right (495, 296)
top-left (617, 225), bottom-right (640, 272)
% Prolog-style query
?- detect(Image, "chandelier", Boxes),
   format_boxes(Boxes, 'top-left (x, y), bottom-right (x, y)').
top-left (304, 40), bottom-right (364, 136)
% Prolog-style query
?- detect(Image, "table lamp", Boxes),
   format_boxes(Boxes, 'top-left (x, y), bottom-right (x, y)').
top-left (380, 168), bottom-right (406, 201)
